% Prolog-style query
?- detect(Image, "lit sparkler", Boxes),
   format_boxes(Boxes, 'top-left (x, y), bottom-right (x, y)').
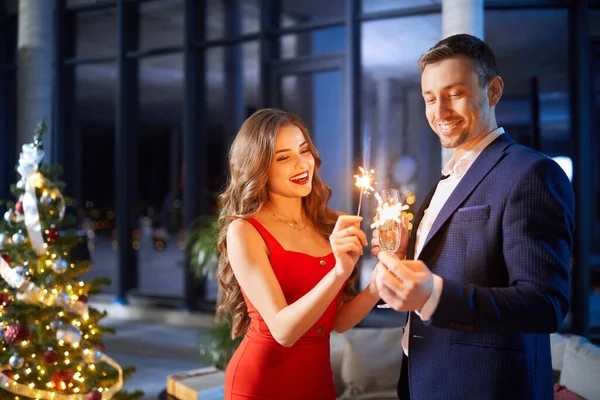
top-left (354, 167), bottom-right (375, 216)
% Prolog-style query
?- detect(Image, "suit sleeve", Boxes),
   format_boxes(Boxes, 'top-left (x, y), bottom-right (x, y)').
top-left (425, 157), bottom-right (574, 333)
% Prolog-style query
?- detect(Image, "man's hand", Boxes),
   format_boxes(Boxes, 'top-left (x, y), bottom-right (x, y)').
top-left (373, 251), bottom-right (434, 312)
top-left (371, 215), bottom-right (409, 259)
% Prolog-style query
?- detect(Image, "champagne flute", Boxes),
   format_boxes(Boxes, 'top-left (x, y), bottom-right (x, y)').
top-left (377, 189), bottom-right (402, 253)
top-left (375, 189), bottom-right (402, 308)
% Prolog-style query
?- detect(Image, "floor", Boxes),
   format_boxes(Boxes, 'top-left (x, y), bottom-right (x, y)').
top-left (92, 301), bottom-right (214, 400)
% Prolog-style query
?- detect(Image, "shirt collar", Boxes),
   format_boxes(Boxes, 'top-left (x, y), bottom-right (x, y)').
top-left (442, 127), bottom-right (505, 179)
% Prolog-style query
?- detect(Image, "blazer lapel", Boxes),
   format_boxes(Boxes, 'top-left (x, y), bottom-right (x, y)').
top-left (420, 134), bottom-right (514, 254)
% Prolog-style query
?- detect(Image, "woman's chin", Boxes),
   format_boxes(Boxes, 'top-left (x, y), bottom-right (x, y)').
top-left (294, 185), bottom-right (312, 198)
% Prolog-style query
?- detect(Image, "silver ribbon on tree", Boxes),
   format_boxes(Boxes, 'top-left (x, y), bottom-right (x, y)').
top-left (0, 257), bottom-right (89, 317)
top-left (17, 142), bottom-right (46, 256)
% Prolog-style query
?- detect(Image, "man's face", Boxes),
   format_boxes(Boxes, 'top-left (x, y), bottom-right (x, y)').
top-left (421, 56), bottom-right (501, 151)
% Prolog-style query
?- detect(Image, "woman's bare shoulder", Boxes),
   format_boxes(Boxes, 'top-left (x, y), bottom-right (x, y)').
top-left (227, 218), bottom-right (257, 239)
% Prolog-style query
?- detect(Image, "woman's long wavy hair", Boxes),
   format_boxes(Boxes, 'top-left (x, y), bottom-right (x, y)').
top-left (216, 108), bottom-right (359, 339)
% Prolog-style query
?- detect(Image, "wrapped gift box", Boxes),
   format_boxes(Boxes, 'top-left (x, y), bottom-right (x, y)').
top-left (167, 366), bottom-right (226, 400)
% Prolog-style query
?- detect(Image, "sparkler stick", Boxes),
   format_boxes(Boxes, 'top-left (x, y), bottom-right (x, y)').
top-left (354, 135), bottom-right (374, 216)
top-left (354, 167), bottom-right (375, 216)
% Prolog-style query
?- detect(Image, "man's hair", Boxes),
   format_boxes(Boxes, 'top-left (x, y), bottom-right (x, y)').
top-left (418, 34), bottom-right (498, 87)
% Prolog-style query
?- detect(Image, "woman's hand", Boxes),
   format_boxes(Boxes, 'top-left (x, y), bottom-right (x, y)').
top-left (330, 215), bottom-right (367, 279)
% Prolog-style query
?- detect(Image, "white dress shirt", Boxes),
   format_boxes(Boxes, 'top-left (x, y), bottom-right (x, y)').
top-left (401, 127), bottom-right (505, 356)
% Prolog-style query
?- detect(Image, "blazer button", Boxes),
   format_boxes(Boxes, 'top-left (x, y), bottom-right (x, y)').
top-left (319, 260), bottom-right (327, 266)
top-left (317, 327), bottom-right (323, 334)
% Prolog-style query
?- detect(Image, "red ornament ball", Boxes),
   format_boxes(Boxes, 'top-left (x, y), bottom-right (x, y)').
top-left (0, 293), bottom-right (11, 309)
top-left (15, 201), bottom-right (23, 214)
top-left (50, 369), bottom-right (74, 390)
top-left (1, 255), bottom-right (11, 264)
top-left (46, 228), bottom-right (59, 240)
top-left (87, 390), bottom-right (102, 400)
top-left (3, 324), bottom-right (31, 345)
top-left (1, 370), bottom-right (13, 379)
top-left (96, 343), bottom-right (105, 352)
top-left (78, 295), bottom-right (88, 303)
top-left (44, 350), bottom-right (58, 364)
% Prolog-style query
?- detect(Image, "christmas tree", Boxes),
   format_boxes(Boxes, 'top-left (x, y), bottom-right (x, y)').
top-left (0, 122), bottom-right (142, 399)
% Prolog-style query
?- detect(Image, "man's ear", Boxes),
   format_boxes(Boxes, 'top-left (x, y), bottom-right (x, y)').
top-left (488, 76), bottom-right (504, 107)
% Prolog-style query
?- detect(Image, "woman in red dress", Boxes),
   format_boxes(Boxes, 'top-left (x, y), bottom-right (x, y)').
top-left (217, 109), bottom-right (382, 400)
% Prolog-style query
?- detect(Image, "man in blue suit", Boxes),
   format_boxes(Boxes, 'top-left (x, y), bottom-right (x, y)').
top-left (371, 34), bottom-right (575, 399)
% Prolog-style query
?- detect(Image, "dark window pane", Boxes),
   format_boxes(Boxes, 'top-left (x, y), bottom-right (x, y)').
top-left (138, 54), bottom-right (185, 297)
top-left (592, 9), bottom-right (600, 36)
top-left (243, 41), bottom-right (260, 115)
top-left (5, 0), bottom-right (17, 14)
top-left (242, 0), bottom-right (260, 34)
top-left (281, 0), bottom-right (344, 26)
top-left (139, 54), bottom-right (183, 127)
top-left (75, 62), bottom-right (118, 295)
top-left (75, 9), bottom-right (118, 58)
top-left (4, 14), bottom-right (17, 64)
top-left (76, 63), bottom-right (117, 123)
top-left (67, 0), bottom-right (114, 6)
top-left (207, 0), bottom-right (225, 40)
top-left (207, 0), bottom-right (259, 40)
top-left (139, 0), bottom-right (183, 51)
top-left (486, 9), bottom-right (570, 156)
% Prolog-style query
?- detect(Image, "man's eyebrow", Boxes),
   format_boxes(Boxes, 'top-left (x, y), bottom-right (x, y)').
top-left (423, 82), bottom-right (466, 95)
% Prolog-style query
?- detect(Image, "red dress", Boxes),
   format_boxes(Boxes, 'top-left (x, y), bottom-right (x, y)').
top-left (224, 218), bottom-right (340, 400)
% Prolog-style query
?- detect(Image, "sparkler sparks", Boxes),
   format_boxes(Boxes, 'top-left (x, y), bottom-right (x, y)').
top-left (370, 192), bottom-right (409, 229)
top-left (354, 167), bottom-right (375, 216)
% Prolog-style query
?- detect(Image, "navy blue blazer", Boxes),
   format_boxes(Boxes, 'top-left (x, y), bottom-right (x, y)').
top-left (403, 134), bottom-right (575, 399)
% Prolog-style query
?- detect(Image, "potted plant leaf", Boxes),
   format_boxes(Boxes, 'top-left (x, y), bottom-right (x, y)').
top-left (185, 215), bottom-right (242, 370)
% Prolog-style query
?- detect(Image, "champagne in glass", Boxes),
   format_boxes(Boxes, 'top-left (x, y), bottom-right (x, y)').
top-left (378, 219), bottom-right (401, 253)
top-left (376, 189), bottom-right (402, 254)
top-left (375, 189), bottom-right (402, 309)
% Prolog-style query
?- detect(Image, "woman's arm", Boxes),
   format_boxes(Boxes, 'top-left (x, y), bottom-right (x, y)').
top-left (334, 282), bottom-right (380, 333)
top-left (228, 217), bottom-right (362, 346)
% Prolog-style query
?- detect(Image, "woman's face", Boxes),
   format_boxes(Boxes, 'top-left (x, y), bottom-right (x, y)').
top-left (266, 124), bottom-right (315, 199)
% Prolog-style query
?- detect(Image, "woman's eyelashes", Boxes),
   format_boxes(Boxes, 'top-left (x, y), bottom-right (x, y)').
top-left (275, 147), bottom-right (310, 162)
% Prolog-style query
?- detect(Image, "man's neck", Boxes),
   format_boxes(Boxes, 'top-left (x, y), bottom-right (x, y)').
top-left (453, 126), bottom-right (498, 161)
